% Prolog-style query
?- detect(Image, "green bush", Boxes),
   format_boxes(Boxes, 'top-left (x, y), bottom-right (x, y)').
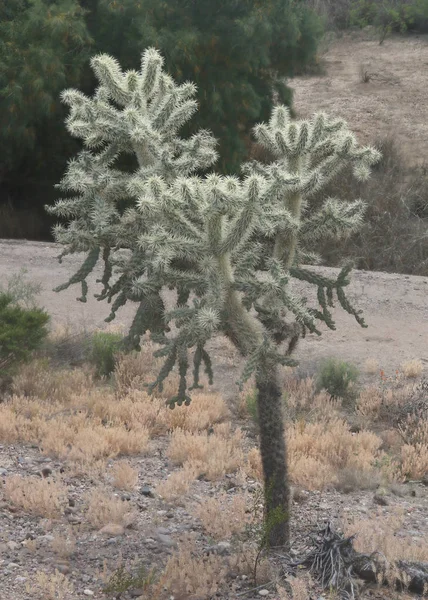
top-left (0, 292), bottom-right (49, 370)
top-left (316, 358), bottom-right (359, 399)
top-left (87, 331), bottom-right (124, 378)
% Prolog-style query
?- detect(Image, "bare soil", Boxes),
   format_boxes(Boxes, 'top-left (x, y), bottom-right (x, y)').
top-left (1, 239), bottom-right (426, 387)
top-left (291, 30), bottom-right (428, 167)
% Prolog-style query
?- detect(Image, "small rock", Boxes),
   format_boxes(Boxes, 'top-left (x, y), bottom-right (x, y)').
top-left (141, 486), bottom-right (154, 498)
top-left (56, 563), bottom-right (70, 575)
top-left (258, 590), bottom-right (270, 597)
top-left (99, 523), bottom-right (125, 537)
top-left (156, 533), bottom-right (177, 548)
top-left (156, 527), bottom-right (170, 535)
top-left (15, 576), bottom-right (27, 583)
top-left (7, 541), bottom-right (20, 551)
top-left (83, 590), bottom-right (94, 597)
top-left (129, 589), bottom-right (145, 598)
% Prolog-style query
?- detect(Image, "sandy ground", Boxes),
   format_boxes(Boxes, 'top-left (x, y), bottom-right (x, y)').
top-left (1, 239), bottom-right (427, 386)
top-left (291, 30), bottom-right (428, 167)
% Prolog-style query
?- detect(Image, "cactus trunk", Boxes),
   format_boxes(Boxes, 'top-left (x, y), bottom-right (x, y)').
top-left (256, 364), bottom-right (290, 549)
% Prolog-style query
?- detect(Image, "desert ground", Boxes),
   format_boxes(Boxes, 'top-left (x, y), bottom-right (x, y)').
top-left (0, 31), bottom-right (428, 600)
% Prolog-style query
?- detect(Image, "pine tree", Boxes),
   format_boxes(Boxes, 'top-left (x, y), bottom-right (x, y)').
top-left (47, 48), bottom-right (381, 548)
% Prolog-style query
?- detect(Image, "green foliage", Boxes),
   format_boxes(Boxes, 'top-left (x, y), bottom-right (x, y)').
top-left (0, 292), bottom-right (49, 371)
top-left (103, 563), bottom-right (156, 596)
top-left (2, 0), bottom-right (324, 235)
top-left (88, 0), bottom-right (324, 175)
top-left (350, 0), bottom-right (408, 42)
top-left (0, 0), bottom-right (93, 218)
top-left (347, 0), bottom-right (428, 39)
top-left (316, 358), bottom-right (359, 399)
top-left (87, 331), bottom-right (124, 377)
top-left (246, 388), bottom-right (259, 424)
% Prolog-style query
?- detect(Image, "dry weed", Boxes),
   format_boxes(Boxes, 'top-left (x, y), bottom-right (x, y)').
top-left (156, 462), bottom-right (199, 502)
top-left (110, 460), bottom-right (139, 491)
top-left (401, 359), bottom-right (423, 379)
top-left (364, 357), bottom-right (380, 374)
top-left (167, 427), bottom-right (244, 480)
top-left (51, 531), bottom-right (77, 559)
top-left (246, 447), bottom-right (263, 481)
top-left (26, 570), bottom-right (74, 600)
top-left (287, 418), bottom-right (383, 490)
top-left (195, 492), bottom-right (250, 540)
top-left (114, 342), bottom-right (179, 399)
top-left (356, 386), bottom-right (384, 420)
top-left (2, 475), bottom-right (67, 518)
top-left (12, 359), bottom-right (94, 402)
top-left (164, 392), bottom-right (229, 432)
top-left (283, 376), bottom-right (342, 420)
top-left (155, 535), bottom-right (228, 599)
top-left (344, 510), bottom-right (428, 565)
top-left (86, 488), bottom-right (137, 529)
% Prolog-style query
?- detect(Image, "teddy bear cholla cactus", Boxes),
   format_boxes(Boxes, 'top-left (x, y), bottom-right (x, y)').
top-left (47, 48), bottom-right (380, 548)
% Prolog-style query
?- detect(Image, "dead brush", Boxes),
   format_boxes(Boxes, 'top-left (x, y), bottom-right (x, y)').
top-left (167, 425), bottom-right (244, 480)
top-left (2, 475), bottom-right (68, 518)
top-left (195, 492), bottom-right (250, 540)
top-left (156, 462), bottom-right (200, 502)
top-left (114, 342), bottom-right (179, 399)
top-left (153, 534), bottom-right (228, 599)
top-left (344, 510), bottom-right (428, 564)
top-left (86, 487), bottom-right (137, 529)
top-left (110, 460), bottom-right (139, 491)
top-left (26, 570), bottom-right (74, 600)
top-left (51, 530), bottom-right (77, 559)
top-left (11, 359), bottom-right (94, 402)
top-left (401, 359), bottom-right (423, 379)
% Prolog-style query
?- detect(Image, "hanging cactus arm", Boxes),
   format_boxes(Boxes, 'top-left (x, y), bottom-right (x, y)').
top-left (53, 247), bottom-right (100, 297)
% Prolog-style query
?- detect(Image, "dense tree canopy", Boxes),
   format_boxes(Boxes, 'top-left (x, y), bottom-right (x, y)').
top-left (0, 0), bottom-right (323, 238)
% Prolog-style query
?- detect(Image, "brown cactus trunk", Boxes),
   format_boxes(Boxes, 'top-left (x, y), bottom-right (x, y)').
top-left (255, 365), bottom-right (290, 549)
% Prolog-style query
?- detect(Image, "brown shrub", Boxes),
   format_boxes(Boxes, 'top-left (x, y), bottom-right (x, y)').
top-left (110, 460), bottom-right (139, 491)
top-left (195, 492), bottom-right (250, 540)
top-left (85, 488), bottom-right (137, 529)
top-left (155, 535), bottom-right (228, 599)
top-left (2, 475), bottom-right (67, 518)
top-left (167, 426), bottom-right (244, 480)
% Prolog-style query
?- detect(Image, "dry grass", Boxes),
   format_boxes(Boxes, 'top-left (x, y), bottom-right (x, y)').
top-left (364, 357), bottom-right (380, 375)
top-left (154, 535), bottom-right (228, 599)
top-left (156, 462), bottom-right (200, 502)
top-left (85, 488), bottom-right (137, 529)
top-left (26, 570), bottom-right (74, 600)
top-left (195, 492), bottom-right (250, 540)
top-left (110, 460), bottom-right (139, 491)
top-left (401, 359), bottom-right (424, 379)
top-left (167, 425), bottom-right (244, 481)
top-left (2, 475), bottom-right (67, 518)
top-left (11, 359), bottom-right (94, 402)
top-left (51, 531), bottom-right (77, 559)
top-left (344, 510), bottom-right (428, 565)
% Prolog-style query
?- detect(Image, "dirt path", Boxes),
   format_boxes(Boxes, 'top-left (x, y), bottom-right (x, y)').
top-left (291, 31), bottom-right (428, 167)
top-left (1, 239), bottom-right (427, 382)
